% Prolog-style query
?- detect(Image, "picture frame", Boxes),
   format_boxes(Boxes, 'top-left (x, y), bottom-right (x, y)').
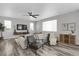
top-left (62, 23), bottom-right (68, 31)
top-left (17, 24), bottom-right (22, 30)
top-left (17, 24), bottom-right (27, 30)
top-left (68, 23), bottom-right (76, 31)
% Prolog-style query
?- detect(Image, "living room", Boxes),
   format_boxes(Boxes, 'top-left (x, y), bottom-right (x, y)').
top-left (0, 3), bottom-right (79, 56)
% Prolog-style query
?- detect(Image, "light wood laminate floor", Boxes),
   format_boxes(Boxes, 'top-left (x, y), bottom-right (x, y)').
top-left (0, 39), bottom-right (79, 56)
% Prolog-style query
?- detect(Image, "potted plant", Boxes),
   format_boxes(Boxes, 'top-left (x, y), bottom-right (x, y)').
top-left (0, 23), bottom-right (5, 39)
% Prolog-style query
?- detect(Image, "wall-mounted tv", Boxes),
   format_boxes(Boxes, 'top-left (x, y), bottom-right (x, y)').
top-left (17, 24), bottom-right (27, 30)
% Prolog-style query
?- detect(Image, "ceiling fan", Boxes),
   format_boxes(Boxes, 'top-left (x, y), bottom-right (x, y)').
top-left (24, 12), bottom-right (39, 18)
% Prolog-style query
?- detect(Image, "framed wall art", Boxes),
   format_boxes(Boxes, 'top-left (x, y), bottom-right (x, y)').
top-left (68, 23), bottom-right (76, 31)
top-left (62, 23), bottom-right (68, 31)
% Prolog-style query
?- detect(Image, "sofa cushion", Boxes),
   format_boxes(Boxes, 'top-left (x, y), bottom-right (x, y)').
top-left (15, 37), bottom-right (27, 49)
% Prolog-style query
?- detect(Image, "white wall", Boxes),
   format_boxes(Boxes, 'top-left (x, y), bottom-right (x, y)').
top-left (35, 10), bottom-right (79, 45)
top-left (0, 16), bottom-right (30, 39)
top-left (57, 10), bottom-right (79, 45)
top-left (35, 21), bottom-right (42, 33)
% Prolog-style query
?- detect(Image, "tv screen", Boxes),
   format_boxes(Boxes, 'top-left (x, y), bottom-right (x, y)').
top-left (17, 24), bottom-right (27, 30)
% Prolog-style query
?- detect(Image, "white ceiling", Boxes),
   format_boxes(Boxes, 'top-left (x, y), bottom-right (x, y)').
top-left (0, 3), bottom-right (79, 21)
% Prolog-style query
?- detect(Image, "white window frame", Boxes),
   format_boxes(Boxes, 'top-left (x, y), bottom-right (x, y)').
top-left (4, 20), bottom-right (12, 29)
top-left (30, 22), bottom-right (34, 31)
top-left (42, 20), bottom-right (57, 32)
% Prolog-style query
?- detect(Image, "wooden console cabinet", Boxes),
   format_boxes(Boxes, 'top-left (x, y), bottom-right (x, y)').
top-left (60, 34), bottom-right (75, 45)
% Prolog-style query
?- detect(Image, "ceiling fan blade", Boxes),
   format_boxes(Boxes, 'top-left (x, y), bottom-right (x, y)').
top-left (33, 14), bottom-right (39, 16)
top-left (28, 12), bottom-right (32, 16)
top-left (23, 11), bottom-right (39, 19)
top-left (32, 15), bottom-right (38, 18)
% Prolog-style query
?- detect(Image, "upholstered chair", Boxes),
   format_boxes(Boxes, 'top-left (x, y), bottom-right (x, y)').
top-left (15, 37), bottom-right (27, 49)
top-left (49, 33), bottom-right (57, 45)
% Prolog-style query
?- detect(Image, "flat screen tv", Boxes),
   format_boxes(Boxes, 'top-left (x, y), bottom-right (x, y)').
top-left (17, 24), bottom-right (27, 30)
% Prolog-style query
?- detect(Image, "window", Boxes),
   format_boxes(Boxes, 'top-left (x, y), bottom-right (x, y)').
top-left (42, 20), bottom-right (57, 32)
top-left (30, 22), bottom-right (34, 31)
top-left (4, 20), bottom-right (11, 29)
